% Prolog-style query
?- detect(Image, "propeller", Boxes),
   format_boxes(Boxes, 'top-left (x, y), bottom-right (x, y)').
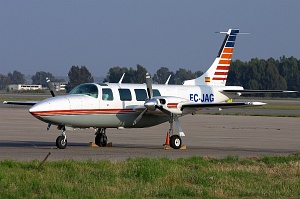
top-left (46, 77), bottom-right (55, 130)
top-left (133, 73), bottom-right (163, 125)
top-left (46, 77), bottom-right (55, 97)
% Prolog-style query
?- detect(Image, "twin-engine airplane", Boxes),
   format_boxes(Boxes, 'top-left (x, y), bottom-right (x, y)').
top-left (4, 29), bottom-right (295, 149)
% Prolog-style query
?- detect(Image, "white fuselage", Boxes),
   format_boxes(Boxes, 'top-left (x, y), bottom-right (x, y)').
top-left (29, 83), bottom-right (243, 129)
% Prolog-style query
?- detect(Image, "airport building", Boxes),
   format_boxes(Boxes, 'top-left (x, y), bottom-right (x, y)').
top-left (8, 84), bottom-right (42, 91)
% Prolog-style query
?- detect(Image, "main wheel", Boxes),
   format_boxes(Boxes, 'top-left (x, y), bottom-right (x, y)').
top-left (170, 135), bottom-right (182, 149)
top-left (56, 136), bottom-right (67, 149)
top-left (95, 133), bottom-right (107, 147)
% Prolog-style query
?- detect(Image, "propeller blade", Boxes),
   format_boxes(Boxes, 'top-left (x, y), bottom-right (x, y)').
top-left (145, 73), bottom-right (152, 99)
top-left (156, 105), bottom-right (172, 115)
top-left (133, 108), bottom-right (147, 125)
top-left (46, 77), bottom-right (55, 97)
top-left (47, 123), bottom-right (51, 131)
top-left (133, 72), bottom-right (153, 126)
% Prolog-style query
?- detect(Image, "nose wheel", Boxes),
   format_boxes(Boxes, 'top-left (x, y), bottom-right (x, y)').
top-left (56, 129), bottom-right (67, 149)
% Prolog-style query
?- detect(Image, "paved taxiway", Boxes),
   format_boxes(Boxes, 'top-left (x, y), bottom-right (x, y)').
top-left (0, 103), bottom-right (299, 161)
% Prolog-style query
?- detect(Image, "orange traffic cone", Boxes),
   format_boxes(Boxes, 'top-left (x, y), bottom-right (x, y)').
top-left (164, 132), bottom-right (170, 146)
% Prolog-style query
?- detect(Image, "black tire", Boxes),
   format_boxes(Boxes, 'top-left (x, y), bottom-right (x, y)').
top-left (170, 135), bottom-right (182, 149)
top-left (95, 134), bottom-right (107, 147)
top-left (56, 136), bottom-right (67, 149)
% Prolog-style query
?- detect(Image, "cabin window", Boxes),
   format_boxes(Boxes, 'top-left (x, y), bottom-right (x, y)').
top-left (119, 89), bottom-right (132, 101)
top-left (153, 89), bottom-right (161, 97)
top-left (134, 89), bottom-right (147, 101)
top-left (69, 84), bottom-right (98, 98)
top-left (102, 88), bottom-right (114, 101)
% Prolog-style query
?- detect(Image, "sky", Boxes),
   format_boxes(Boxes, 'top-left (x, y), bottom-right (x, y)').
top-left (0, 0), bottom-right (299, 78)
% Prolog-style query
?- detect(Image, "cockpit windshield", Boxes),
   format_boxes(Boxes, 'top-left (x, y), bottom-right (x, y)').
top-left (69, 84), bottom-right (98, 98)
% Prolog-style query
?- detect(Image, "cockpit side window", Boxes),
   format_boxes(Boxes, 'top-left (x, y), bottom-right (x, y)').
top-left (69, 84), bottom-right (98, 98)
top-left (102, 88), bottom-right (114, 101)
top-left (118, 89), bottom-right (132, 101)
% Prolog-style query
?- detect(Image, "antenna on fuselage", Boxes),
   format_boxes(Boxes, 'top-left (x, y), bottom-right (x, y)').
top-left (118, 73), bottom-right (125, 84)
top-left (165, 74), bottom-right (171, 85)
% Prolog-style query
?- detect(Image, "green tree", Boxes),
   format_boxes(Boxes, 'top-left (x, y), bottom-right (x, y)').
top-left (278, 56), bottom-right (300, 96)
top-left (134, 64), bottom-right (148, 83)
top-left (0, 74), bottom-right (10, 90)
top-left (174, 68), bottom-right (196, 85)
top-left (153, 67), bottom-right (175, 84)
top-left (104, 65), bottom-right (148, 84)
top-left (65, 66), bottom-right (94, 92)
top-left (7, 70), bottom-right (25, 84)
top-left (104, 66), bottom-right (131, 83)
top-left (31, 71), bottom-right (56, 87)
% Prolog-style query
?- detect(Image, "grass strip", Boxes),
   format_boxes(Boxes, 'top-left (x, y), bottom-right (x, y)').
top-left (0, 154), bottom-right (299, 198)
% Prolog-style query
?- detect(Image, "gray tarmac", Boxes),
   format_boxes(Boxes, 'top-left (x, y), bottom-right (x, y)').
top-left (0, 103), bottom-right (299, 161)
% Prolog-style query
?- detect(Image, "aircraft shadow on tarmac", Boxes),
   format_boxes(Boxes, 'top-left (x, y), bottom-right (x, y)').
top-left (0, 140), bottom-right (89, 148)
top-left (0, 140), bottom-right (296, 155)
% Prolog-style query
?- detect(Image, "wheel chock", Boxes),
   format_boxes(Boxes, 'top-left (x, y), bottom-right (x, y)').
top-left (89, 142), bottom-right (113, 147)
top-left (89, 142), bottom-right (98, 147)
top-left (106, 142), bottom-right (113, 147)
top-left (163, 145), bottom-right (187, 150)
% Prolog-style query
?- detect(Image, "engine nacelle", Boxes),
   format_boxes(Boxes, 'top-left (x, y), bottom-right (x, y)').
top-left (155, 96), bottom-right (188, 115)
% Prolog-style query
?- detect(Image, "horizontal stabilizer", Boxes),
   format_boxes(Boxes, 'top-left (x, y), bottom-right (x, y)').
top-left (221, 90), bottom-right (297, 94)
top-left (3, 101), bottom-right (38, 106)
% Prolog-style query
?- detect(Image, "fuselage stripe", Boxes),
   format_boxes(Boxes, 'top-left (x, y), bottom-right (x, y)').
top-left (30, 109), bottom-right (136, 116)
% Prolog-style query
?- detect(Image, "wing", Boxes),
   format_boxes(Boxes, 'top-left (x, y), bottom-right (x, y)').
top-left (3, 101), bottom-right (38, 106)
top-left (181, 101), bottom-right (265, 110)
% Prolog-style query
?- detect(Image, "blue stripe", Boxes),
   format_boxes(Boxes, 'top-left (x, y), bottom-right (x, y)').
top-left (230, 29), bottom-right (239, 35)
top-left (228, 35), bottom-right (236, 41)
top-left (225, 41), bottom-right (235, 47)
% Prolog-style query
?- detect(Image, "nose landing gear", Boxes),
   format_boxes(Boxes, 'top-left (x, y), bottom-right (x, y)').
top-left (56, 127), bottom-right (67, 149)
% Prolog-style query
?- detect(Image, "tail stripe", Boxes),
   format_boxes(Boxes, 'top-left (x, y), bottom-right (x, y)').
top-left (223, 48), bottom-right (234, 53)
top-left (212, 29), bottom-right (239, 83)
top-left (216, 66), bottom-right (230, 70)
top-left (220, 53), bottom-right (232, 59)
top-left (182, 29), bottom-right (240, 86)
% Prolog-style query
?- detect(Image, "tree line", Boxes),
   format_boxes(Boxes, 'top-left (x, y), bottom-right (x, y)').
top-left (0, 66), bottom-right (93, 92)
top-left (0, 56), bottom-right (299, 96)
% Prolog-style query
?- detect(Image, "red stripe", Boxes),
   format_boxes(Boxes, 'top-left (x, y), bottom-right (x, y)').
top-left (212, 77), bottom-right (227, 80)
top-left (216, 66), bottom-right (230, 70)
top-left (31, 109), bottom-right (136, 116)
top-left (167, 103), bottom-right (178, 108)
top-left (219, 60), bottom-right (231, 65)
top-left (214, 72), bottom-right (228, 75)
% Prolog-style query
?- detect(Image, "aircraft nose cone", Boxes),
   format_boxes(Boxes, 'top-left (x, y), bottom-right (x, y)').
top-left (29, 96), bottom-right (71, 119)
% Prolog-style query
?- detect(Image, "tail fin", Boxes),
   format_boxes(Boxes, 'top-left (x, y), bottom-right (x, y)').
top-left (183, 29), bottom-right (239, 86)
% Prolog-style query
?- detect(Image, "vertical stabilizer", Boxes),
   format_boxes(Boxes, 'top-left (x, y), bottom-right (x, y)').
top-left (183, 29), bottom-right (239, 86)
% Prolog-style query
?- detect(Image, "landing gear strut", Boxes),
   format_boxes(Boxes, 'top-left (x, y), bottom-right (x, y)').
top-left (167, 113), bottom-right (184, 149)
top-left (95, 128), bottom-right (108, 147)
top-left (56, 127), bottom-right (67, 149)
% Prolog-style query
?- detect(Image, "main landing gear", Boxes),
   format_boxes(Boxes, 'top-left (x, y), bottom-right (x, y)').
top-left (166, 113), bottom-right (185, 149)
top-left (95, 128), bottom-right (108, 147)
